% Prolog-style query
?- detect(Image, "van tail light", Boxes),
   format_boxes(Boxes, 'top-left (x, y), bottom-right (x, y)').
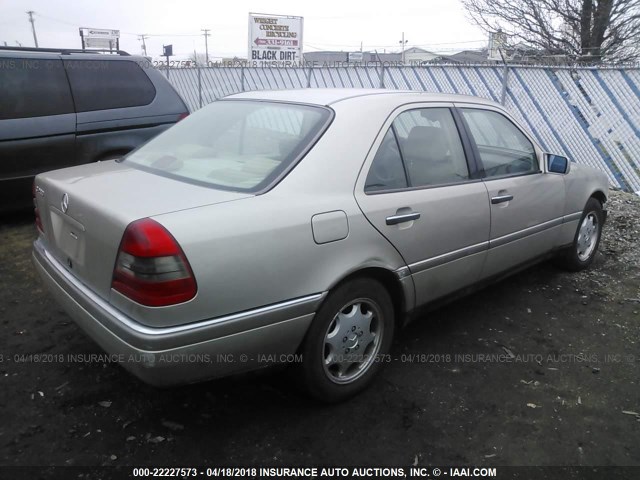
top-left (177, 112), bottom-right (189, 122)
top-left (112, 218), bottom-right (197, 307)
top-left (33, 180), bottom-right (44, 235)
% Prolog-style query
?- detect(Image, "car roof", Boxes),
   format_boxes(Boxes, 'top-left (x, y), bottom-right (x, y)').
top-left (227, 88), bottom-right (499, 107)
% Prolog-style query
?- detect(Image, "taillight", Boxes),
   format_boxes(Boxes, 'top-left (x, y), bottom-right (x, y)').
top-left (177, 112), bottom-right (189, 122)
top-left (33, 180), bottom-right (44, 235)
top-left (112, 218), bottom-right (197, 307)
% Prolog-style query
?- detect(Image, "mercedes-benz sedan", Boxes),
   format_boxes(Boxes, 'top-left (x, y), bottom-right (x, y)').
top-left (33, 89), bottom-right (608, 402)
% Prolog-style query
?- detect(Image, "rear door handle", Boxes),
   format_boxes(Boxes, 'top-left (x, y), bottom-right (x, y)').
top-left (491, 194), bottom-right (514, 204)
top-left (386, 212), bottom-right (421, 225)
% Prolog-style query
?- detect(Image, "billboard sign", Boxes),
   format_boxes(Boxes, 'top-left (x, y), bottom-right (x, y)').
top-left (248, 13), bottom-right (303, 65)
top-left (79, 27), bottom-right (120, 50)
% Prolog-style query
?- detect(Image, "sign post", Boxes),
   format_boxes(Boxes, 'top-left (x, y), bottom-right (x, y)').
top-left (248, 13), bottom-right (303, 67)
top-left (163, 45), bottom-right (173, 79)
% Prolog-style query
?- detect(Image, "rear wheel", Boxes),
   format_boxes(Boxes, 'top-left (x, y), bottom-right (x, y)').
top-left (556, 197), bottom-right (604, 271)
top-left (298, 278), bottom-right (394, 402)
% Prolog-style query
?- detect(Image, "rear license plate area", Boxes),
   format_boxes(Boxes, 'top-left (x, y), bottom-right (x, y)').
top-left (49, 208), bottom-right (86, 268)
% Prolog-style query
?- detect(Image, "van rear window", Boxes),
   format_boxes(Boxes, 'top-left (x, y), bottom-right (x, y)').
top-left (64, 60), bottom-right (156, 112)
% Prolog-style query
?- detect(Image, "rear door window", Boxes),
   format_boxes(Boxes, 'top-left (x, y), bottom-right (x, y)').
top-left (0, 58), bottom-right (74, 119)
top-left (393, 108), bottom-right (470, 187)
top-left (64, 60), bottom-right (156, 112)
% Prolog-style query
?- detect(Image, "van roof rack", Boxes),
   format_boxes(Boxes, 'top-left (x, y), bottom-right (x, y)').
top-left (0, 46), bottom-right (130, 56)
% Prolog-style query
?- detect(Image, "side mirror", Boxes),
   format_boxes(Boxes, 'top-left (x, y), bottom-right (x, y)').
top-left (547, 154), bottom-right (571, 174)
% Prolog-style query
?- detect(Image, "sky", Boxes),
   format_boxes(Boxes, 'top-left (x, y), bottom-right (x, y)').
top-left (0, 0), bottom-right (487, 60)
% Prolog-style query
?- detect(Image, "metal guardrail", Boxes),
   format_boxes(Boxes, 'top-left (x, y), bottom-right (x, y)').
top-left (164, 65), bottom-right (640, 194)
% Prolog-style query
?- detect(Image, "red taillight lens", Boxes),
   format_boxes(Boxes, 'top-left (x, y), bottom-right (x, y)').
top-left (33, 180), bottom-right (44, 234)
top-left (112, 218), bottom-right (197, 307)
top-left (177, 112), bottom-right (189, 122)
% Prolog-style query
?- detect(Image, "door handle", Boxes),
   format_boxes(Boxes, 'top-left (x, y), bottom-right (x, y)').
top-left (386, 212), bottom-right (421, 225)
top-left (491, 194), bottom-right (514, 204)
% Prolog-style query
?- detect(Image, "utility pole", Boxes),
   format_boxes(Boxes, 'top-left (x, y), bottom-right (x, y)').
top-left (399, 32), bottom-right (408, 64)
top-left (201, 29), bottom-right (210, 65)
top-left (139, 34), bottom-right (149, 56)
top-left (27, 11), bottom-right (39, 47)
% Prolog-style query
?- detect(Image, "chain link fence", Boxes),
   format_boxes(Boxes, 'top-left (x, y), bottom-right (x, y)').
top-left (163, 65), bottom-right (640, 194)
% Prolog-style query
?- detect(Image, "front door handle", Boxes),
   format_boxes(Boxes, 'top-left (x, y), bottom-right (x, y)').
top-left (386, 212), bottom-right (421, 225)
top-left (491, 194), bottom-right (514, 204)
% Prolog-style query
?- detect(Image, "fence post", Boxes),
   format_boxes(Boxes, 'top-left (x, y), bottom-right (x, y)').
top-left (307, 67), bottom-right (312, 88)
top-left (379, 64), bottom-right (385, 88)
top-left (198, 65), bottom-right (202, 109)
top-left (500, 61), bottom-right (510, 105)
top-left (241, 66), bottom-right (245, 92)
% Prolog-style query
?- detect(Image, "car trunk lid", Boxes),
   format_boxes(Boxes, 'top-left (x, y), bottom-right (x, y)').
top-left (35, 160), bottom-right (252, 301)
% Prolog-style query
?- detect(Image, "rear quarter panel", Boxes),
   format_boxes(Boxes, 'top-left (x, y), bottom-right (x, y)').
top-left (110, 192), bottom-right (407, 328)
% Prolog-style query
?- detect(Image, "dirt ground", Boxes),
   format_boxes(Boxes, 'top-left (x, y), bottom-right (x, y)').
top-left (0, 191), bottom-right (639, 468)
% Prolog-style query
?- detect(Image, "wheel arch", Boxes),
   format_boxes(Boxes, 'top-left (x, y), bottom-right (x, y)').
top-left (590, 190), bottom-right (607, 206)
top-left (327, 266), bottom-right (412, 330)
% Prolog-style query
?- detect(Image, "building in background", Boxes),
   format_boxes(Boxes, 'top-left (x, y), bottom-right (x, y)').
top-left (402, 47), bottom-right (440, 63)
top-left (303, 51), bottom-right (401, 64)
top-left (303, 48), bottom-right (498, 65)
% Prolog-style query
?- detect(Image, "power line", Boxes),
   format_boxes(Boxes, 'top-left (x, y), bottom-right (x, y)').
top-left (35, 12), bottom-right (79, 28)
top-left (34, 13), bottom-right (200, 38)
top-left (305, 39), bottom-right (488, 49)
top-left (131, 33), bottom-right (201, 37)
top-left (28, 11), bottom-right (488, 57)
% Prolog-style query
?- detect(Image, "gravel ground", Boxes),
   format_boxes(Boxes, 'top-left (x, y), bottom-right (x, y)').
top-left (0, 191), bottom-right (638, 468)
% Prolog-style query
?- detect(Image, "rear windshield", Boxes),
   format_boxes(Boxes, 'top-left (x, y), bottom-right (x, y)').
top-left (124, 100), bottom-right (332, 192)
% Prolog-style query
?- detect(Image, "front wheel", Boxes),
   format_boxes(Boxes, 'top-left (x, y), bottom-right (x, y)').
top-left (556, 197), bottom-right (604, 271)
top-left (298, 278), bottom-right (395, 402)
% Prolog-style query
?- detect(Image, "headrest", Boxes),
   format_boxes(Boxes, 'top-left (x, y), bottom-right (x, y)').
top-left (404, 126), bottom-right (449, 160)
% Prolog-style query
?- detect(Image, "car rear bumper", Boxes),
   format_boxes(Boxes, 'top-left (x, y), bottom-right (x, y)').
top-left (33, 238), bottom-right (323, 386)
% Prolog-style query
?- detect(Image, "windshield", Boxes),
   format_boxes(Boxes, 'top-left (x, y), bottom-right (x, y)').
top-left (124, 99), bottom-right (332, 192)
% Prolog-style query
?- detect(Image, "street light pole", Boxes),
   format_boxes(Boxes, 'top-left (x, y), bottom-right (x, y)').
top-left (202, 29), bottom-right (210, 65)
top-left (399, 32), bottom-right (408, 64)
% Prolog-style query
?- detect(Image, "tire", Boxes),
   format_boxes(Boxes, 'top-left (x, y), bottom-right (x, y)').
top-left (298, 277), bottom-right (395, 403)
top-left (556, 197), bottom-right (604, 271)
